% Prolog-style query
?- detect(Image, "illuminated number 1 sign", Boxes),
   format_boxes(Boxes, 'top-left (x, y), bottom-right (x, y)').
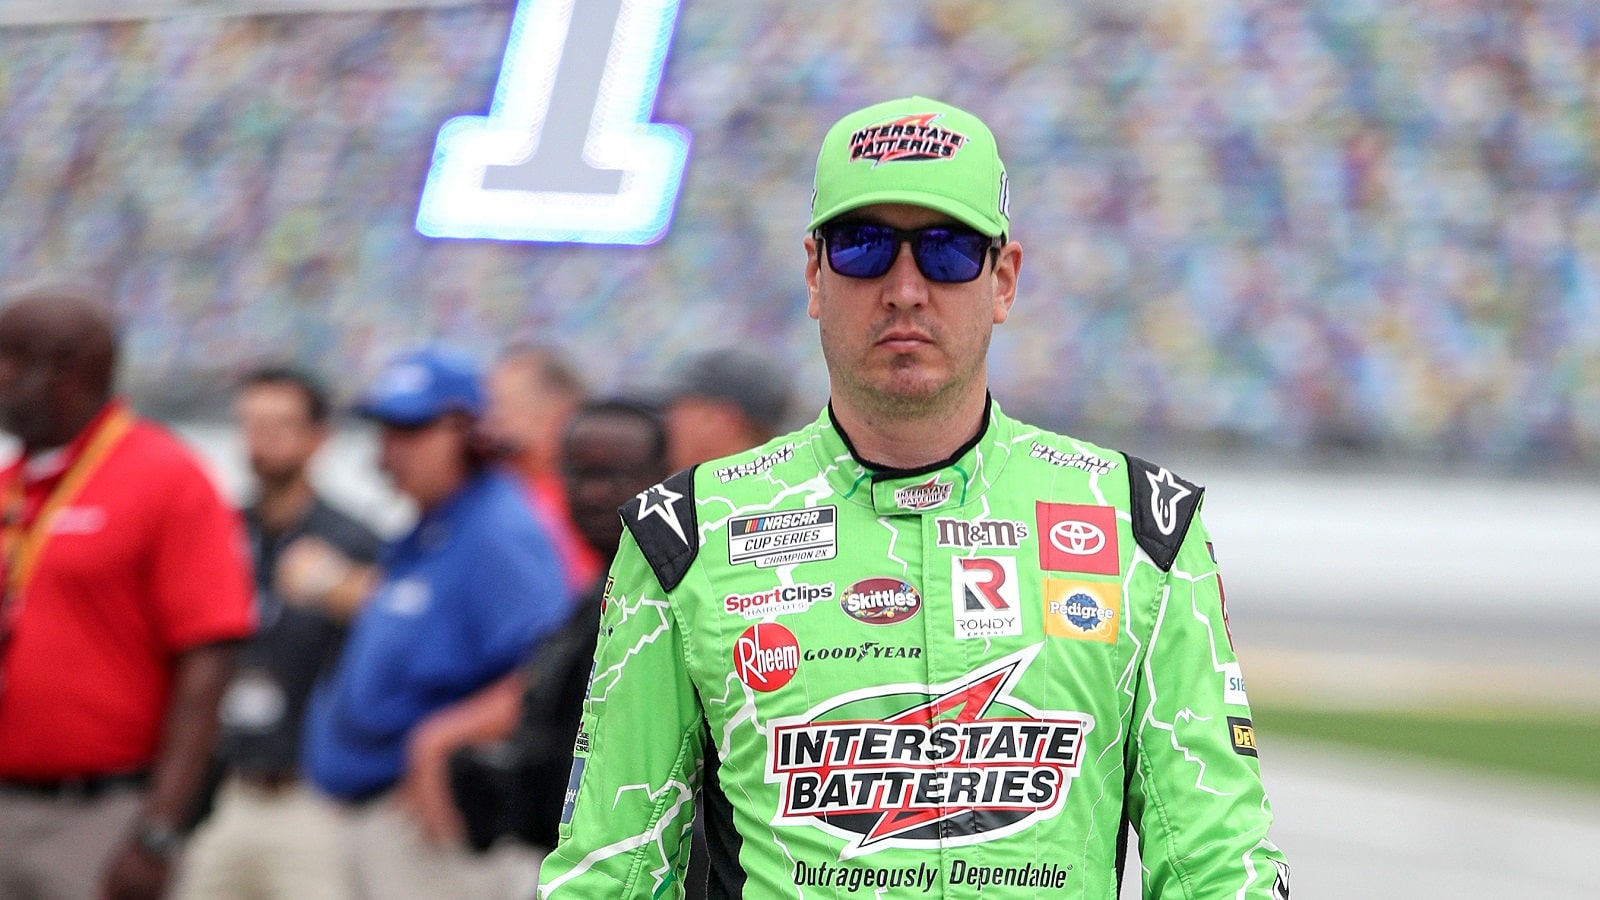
top-left (415, 0), bottom-right (690, 245)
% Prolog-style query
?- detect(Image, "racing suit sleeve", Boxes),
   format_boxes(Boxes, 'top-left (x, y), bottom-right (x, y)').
top-left (536, 528), bottom-right (706, 899)
top-left (1124, 506), bottom-right (1291, 899)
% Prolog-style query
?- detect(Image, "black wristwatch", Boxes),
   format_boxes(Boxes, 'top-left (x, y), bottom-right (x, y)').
top-left (133, 821), bottom-right (183, 861)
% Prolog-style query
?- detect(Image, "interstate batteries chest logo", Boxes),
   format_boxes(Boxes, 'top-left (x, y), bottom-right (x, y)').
top-left (892, 477), bottom-right (952, 511)
top-left (727, 506), bottom-right (838, 568)
top-left (840, 578), bottom-right (922, 625)
top-left (767, 645), bottom-right (1092, 857)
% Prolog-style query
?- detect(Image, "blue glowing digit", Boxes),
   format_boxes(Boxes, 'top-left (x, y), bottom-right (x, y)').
top-left (415, 0), bottom-right (690, 245)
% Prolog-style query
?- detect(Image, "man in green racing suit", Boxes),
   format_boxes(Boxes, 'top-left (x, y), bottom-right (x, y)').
top-left (538, 97), bottom-right (1290, 899)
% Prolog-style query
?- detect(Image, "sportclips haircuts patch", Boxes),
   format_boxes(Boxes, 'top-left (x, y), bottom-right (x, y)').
top-left (766, 645), bottom-right (1092, 857)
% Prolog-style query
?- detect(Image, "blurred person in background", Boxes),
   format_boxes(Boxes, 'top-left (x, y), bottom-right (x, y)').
top-left (175, 367), bottom-right (383, 900)
top-left (658, 348), bottom-right (796, 900)
top-left (484, 345), bottom-right (602, 599)
top-left (448, 399), bottom-right (670, 881)
top-left (301, 347), bottom-right (570, 900)
top-left (0, 288), bottom-right (255, 900)
top-left (663, 348), bottom-right (794, 472)
top-left (540, 97), bottom-right (1290, 898)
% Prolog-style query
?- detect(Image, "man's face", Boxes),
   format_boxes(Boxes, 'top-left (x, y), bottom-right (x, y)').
top-left (235, 383), bottom-right (324, 486)
top-left (0, 305), bottom-right (73, 447)
top-left (483, 360), bottom-right (574, 463)
top-left (564, 413), bottom-right (664, 558)
top-left (483, 363), bottom-right (540, 454)
top-left (665, 395), bottom-right (748, 471)
top-left (378, 414), bottom-right (469, 509)
top-left (804, 203), bottom-right (1021, 421)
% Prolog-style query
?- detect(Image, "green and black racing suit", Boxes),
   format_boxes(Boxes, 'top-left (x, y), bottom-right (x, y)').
top-left (538, 398), bottom-right (1290, 899)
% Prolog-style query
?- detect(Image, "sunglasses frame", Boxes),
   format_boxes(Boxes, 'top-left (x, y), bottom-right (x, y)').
top-left (814, 221), bottom-right (1001, 284)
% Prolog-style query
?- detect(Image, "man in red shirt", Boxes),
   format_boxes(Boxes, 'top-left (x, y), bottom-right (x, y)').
top-left (0, 288), bottom-right (256, 900)
top-left (482, 345), bottom-right (600, 598)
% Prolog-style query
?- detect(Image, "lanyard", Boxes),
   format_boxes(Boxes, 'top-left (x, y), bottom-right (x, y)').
top-left (0, 405), bottom-right (133, 619)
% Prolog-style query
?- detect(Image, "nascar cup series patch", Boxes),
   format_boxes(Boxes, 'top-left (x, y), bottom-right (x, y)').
top-left (727, 506), bottom-right (838, 568)
top-left (765, 645), bottom-right (1092, 858)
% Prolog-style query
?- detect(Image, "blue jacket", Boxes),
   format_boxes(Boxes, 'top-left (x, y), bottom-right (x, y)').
top-left (305, 471), bottom-right (570, 799)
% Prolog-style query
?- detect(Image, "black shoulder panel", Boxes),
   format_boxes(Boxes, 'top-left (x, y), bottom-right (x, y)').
top-left (619, 466), bottom-right (700, 592)
top-left (1125, 454), bottom-right (1204, 572)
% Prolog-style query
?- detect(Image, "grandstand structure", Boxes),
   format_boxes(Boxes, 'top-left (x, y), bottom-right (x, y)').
top-left (2, 0), bottom-right (1597, 465)
top-left (0, 0), bottom-right (479, 27)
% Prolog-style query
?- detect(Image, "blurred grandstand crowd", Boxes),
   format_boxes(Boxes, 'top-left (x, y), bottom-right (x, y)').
top-left (2, 0), bottom-right (1599, 465)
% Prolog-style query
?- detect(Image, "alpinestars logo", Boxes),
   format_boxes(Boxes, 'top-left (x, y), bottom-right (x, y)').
top-left (767, 645), bottom-right (1092, 857)
top-left (849, 114), bottom-right (968, 165)
top-left (1145, 467), bottom-right (1193, 536)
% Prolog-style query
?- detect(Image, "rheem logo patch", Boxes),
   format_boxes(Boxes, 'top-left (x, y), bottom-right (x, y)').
top-left (734, 623), bottom-right (799, 692)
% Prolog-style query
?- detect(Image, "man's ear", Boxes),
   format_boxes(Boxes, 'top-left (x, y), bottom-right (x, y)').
top-left (804, 234), bottom-right (823, 320)
top-left (991, 241), bottom-right (1022, 325)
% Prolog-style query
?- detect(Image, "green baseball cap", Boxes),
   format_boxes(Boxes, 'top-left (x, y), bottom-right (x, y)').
top-left (808, 96), bottom-right (1010, 238)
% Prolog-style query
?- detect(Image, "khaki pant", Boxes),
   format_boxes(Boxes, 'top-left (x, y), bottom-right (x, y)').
top-left (346, 795), bottom-right (541, 900)
top-left (174, 776), bottom-right (353, 900)
top-left (0, 786), bottom-right (145, 900)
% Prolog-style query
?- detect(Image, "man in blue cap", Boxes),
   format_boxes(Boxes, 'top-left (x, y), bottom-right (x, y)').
top-left (302, 347), bottom-right (570, 899)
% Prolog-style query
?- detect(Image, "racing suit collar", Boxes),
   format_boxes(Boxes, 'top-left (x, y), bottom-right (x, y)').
top-left (816, 393), bottom-right (1014, 516)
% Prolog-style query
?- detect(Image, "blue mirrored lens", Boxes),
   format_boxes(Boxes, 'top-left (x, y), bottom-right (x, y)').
top-left (825, 224), bottom-right (898, 278)
top-left (917, 230), bottom-right (987, 282)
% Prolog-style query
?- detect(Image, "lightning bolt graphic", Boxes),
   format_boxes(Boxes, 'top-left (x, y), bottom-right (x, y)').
top-left (851, 662), bottom-right (1020, 845)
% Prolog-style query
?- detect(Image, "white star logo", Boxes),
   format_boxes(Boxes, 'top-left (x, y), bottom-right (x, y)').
top-left (634, 482), bottom-right (688, 544)
top-left (1145, 468), bottom-right (1193, 536)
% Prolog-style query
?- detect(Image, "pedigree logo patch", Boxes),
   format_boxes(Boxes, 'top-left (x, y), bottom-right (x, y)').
top-left (1041, 579), bottom-right (1121, 644)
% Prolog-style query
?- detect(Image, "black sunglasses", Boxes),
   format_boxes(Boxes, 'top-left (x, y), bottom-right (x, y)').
top-left (815, 221), bottom-right (999, 284)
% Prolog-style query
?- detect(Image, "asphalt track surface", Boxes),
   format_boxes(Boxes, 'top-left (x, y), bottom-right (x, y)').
top-left (175, 426), bottom-right (1600, 898)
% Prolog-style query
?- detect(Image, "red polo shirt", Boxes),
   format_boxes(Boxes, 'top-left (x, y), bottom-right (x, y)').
top-left (0, 403), bottom-right (255, 779)
top-left (523, 470), bottom-right (602, 598)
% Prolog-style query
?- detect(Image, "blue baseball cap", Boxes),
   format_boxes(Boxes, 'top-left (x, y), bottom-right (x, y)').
top-left (354, 346), bottom-right (484, 426)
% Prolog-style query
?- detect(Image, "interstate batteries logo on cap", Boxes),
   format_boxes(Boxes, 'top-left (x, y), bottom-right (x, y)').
top-left (849, 113), bottom-right (969, 165)
top-left (766, 645), bottom-right (1092, 857)
top-left (728, 506), bottom-right (838, 568)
